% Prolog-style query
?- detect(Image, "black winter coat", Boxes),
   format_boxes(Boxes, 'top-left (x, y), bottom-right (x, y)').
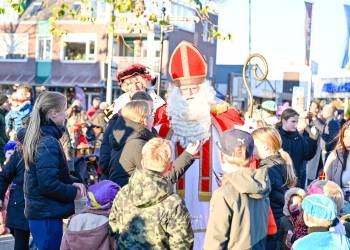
top-left (99, 114), bottom-right (119, 179)
top-left (24, 121), bottom-right (78, 220)
top-left (260, 154), bottom-right (288, 226)
top-left (277, 128), bottom-right (317, 179)
top-left (0, 150), bottom-right (29, 231)
top-left (108, 117), bottom-right (157, 187)
top-left (0, 108), bottom-right (8, 164)
top-left (108, 117), bottom-right (194, 187)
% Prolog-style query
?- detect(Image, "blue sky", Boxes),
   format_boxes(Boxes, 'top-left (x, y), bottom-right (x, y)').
top-left (216, 0), bottom-right (350, 74)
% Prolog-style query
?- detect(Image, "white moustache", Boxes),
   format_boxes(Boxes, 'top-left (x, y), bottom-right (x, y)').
top-left (166, 81), bottom-right (216, 147)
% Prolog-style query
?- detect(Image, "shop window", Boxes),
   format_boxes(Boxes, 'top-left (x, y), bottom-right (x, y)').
top-left (0, 33), bottom-right (28, 61)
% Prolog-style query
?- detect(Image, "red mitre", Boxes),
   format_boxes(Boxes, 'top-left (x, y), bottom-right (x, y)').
top-left (169, 41), bottom-right (207, 87)
top-left (116, 64), bottom-right (154, 84)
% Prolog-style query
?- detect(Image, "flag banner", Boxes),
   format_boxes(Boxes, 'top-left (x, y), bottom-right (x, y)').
top-left (304, 2), bottom-right (313, 66)
top-left (342, 5), bottom-right (350, 68)
top-left (75, 86), bottom-right (86, 111)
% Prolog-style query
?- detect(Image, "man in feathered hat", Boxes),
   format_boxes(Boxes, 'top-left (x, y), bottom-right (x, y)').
top-left (112, 63), bottom-right (165, 115)
top-left (100, 64), bottom-right (165, 177)
top-left (155, 41), bottom-right (244, 249)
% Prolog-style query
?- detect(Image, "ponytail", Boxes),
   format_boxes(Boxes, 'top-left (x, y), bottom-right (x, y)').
top-left (279, 148), bottom-right (297, 187)
top-left (23, 91), bottom-right (66, 169)
top-left (252, 126), bottom-right (297, 187)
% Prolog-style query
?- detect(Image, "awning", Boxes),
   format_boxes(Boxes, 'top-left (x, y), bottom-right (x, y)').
top-left (0, 74), bottom-right (106, 88)
top-left (0, 74), bottom-right (36, 85)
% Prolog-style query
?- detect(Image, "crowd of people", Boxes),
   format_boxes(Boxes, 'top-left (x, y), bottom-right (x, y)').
top-left (0, 40), bottom-right (349, 250)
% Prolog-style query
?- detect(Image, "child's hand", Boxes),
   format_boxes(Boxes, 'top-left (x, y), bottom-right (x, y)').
top-left (73, 183), bottom-right (86, 199)
top-left (8, 131), bottom-right (16, 141)
top-left (285, 230), bottom-right (293, 248)
top-left (185, 141), bottom-right (201, 156)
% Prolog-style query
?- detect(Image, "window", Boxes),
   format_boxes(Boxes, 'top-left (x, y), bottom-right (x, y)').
top-left (61, 33), bottom-right (97, 63)
top-left (209, 56), bottom-right (214, 78)
top-left (0, 33), bottom-right (28, 61)
top-left (118, 37), bottom-right (147, 57)
top-left (72, 2), bottom-right (82, 14)
top-left (203, 21), bottom-right (208, 42)
top-left (36, 36), bottom-right (52, 61)
top-left (170, 2), bottom-right (196, 32)
top-left (30, 2), bottom-right (43, 16)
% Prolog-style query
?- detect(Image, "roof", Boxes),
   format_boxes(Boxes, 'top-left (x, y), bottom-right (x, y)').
top-left (0, 73), bottom-right (105, 88)
top-left (20, 0), bottom-right (56, 22)
top-left (20, 0), bottom-right (91, 22)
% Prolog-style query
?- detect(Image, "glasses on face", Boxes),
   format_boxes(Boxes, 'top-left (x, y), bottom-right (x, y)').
top-left (179, 85), bottom-right (200, 98)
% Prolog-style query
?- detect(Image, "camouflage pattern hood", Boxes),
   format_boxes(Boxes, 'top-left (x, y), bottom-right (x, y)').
top-left (128, 169), bottom-right (173, 207)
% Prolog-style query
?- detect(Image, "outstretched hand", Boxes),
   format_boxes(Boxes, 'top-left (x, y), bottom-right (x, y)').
top-left (185, 141), bottom-right (201, 156)
top-left (73, 183), bottom-right (86, 200)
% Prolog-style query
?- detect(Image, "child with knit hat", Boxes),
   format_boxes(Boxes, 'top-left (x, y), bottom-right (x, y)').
top-left (60, 180), bottom-right (120, 250)
top-left (279, 187), bottom-right (306, 250)
top-left (292, 194), bottom-right (350, 250)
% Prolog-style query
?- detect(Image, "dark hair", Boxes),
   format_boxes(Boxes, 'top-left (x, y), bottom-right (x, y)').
top-left (276, 108), bottom-right (299, 128)
top-left (131, 91), bottom-right (152, 102)
top-left (310, 100), bottom-right (320, 109)
top-left (336, 120), bottom-right (350, 171)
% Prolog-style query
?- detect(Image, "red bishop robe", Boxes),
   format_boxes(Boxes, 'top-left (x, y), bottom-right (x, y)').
top-left (154, 102), bottom-right (244, 200)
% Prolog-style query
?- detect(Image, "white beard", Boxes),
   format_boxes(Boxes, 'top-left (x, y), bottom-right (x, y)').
top-left (167, 80), bottom-right (216, 148)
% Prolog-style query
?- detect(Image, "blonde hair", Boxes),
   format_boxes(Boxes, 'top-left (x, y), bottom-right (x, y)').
top-left (252, 127), bottom-right (297, 187)
top-left (221, 151), bottom-right (250, 168)
top-left (303, 212), bottom-right (333, 228)
top-left (23, 91), bottom-right (67, 169)
top-left (141, 138), bottom-right (172, 172)
top-left (121, 100), bottom-right (150, 124)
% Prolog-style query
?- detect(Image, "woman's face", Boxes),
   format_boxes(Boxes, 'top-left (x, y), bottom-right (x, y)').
top-left (282, 116), bottom-right (299, 132)
top-left (343, 128), bottom-right (350, 150)
top-left (50, 105), bottom-right (67, 127)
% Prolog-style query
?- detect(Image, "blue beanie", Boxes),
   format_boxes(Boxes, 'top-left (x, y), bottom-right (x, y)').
top-left (302, 194), bottom-right (337, 221)
top-left (3, 140), bottom-right (17, 154)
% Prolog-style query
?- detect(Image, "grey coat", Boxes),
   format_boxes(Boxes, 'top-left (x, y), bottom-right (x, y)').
top-left (324, 149), bottom-right (347, 189)
top-left (204, 168), bottom-right (270, 250)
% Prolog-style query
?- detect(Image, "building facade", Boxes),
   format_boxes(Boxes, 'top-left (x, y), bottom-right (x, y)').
top-left (0, 0), bottom-right (218, 107)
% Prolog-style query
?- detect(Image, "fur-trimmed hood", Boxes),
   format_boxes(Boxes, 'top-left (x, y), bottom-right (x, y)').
top-left (283, 187), bottom-right (306, 216)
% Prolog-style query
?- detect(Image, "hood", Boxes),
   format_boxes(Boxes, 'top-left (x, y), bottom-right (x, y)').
top-left (260, 154), bottom-right (286, 168)
top-left (223, 167), bottom-right (270, 199)
top-left (40, 119), bottom-right (65, 139)
top-left (283, 187), bottom-right (306, 216)
top-left (15, 101), bottom-right (32, 112)
top-left (110, 117), bottom-right (155, 150)
top-left (128, 169), bottom-right (172, 208)
top-left (63, 213), bottom-right (112, 250)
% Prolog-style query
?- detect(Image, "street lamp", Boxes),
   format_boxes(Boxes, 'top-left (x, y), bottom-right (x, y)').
top-left (157, 7), bottom-right (166, 95)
